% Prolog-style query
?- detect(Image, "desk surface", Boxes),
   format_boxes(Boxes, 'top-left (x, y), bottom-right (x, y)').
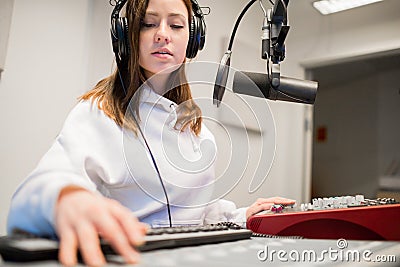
top-left (1, 237), bottom-right (399, 266)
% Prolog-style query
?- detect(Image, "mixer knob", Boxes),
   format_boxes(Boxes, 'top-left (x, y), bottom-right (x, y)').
top-left (300, 203), bottom-right (305, 211)
top-left (345, 196), bottom-right (356, 206)
top-left (323, 198), bottom-right (330, 208)
top-left (312, 199), bottom-right (319, 209)
top-left (355, 194), bottom-right (364, 204)
top-left (333, 198), bottom-right (341, 208)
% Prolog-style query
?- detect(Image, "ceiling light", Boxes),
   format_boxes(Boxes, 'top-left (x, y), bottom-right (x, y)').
top-left (313, 0), bottom-right (383, 15)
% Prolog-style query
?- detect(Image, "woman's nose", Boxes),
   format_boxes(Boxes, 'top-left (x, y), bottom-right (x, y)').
top-left (154, 22), bottom-right (170, 44)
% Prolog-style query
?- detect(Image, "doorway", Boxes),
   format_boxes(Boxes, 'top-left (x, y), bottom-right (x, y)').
top-left (307, 50), bottom-right (400, 199)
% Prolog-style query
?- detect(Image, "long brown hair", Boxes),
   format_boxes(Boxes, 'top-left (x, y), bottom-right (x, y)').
top-left (79, 0), bottom-right (202, 135)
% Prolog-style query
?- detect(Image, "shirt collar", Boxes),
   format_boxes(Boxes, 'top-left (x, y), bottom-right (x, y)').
top-left (139, 84), bottom-right (177, 112)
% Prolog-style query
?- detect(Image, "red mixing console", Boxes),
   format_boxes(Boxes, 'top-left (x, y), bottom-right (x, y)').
top-left (247, 195), bottom-right (400, 241)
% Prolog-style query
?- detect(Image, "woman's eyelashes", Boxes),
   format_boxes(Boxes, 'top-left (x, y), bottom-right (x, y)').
top-left (171, 24), bottom-right (184, 29)
top-left (141, 22), bottom-right (155, 28)
top-left (141, 21), bottom-right (185, 30)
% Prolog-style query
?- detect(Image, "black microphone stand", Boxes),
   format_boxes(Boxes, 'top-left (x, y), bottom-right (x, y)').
top-left (213, 0), bottom-right (317, 106)
top-left (261, 0), bottom-right (290, 88)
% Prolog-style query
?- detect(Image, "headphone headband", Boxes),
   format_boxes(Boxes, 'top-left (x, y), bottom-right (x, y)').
top-left (111, 0), bottom-right (127, 20)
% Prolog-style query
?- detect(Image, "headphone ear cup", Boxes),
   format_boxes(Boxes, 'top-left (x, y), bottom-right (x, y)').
top-left (118, 17), bottom-right (130, 64)
top-left (186, 16), bottom-right (198, 59)
top-left (198, 18), bottom-right (206, 50)
top-left (186, 0), bottom-right (206, 59)
top-left (112, 16), bottom-right (129, 65)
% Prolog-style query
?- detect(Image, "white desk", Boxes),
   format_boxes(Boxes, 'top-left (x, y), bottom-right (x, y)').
top-left (1, 237), bottom-right (399, 266)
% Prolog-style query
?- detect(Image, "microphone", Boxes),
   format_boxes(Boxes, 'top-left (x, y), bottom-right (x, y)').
top-left (233, 71), bottom-right (317, 104)
top-left (213, 51), bottom-right (232, 107)
top-left (213, 0), bottom-right (257, 107)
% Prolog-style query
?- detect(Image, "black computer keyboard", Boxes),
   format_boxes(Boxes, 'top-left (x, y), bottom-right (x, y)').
top-left (0, 225), bottom-right (252, 262)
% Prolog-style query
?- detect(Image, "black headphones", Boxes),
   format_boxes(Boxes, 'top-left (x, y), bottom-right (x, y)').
top-left (111, 0), bottom-right (206, 69)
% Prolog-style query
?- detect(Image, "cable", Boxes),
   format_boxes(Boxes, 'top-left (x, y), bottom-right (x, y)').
top-left (259, 0), bottom-right (268, 17)
top-left (227, 0), bottom-right (257, 51)
top-left (117, 70), bottom-right (173, 228)
top-left (228, 0), bottom-right (288, 52)
top-left (278, 0), bottom-right (288, 24)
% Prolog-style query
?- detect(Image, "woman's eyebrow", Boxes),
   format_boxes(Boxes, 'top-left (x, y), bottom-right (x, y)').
top-left (145, 11), bottom-right (187, 20)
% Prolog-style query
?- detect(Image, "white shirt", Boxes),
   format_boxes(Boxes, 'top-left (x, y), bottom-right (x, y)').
top-left (7, 85), bottom-right (247, 237)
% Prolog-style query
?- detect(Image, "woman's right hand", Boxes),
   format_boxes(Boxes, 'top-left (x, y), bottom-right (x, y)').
top-left (55, 186), bottom-right (147, 266)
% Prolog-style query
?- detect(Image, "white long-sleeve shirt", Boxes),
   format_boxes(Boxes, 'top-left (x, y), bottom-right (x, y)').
top-left (7, 85), bottom-right (246, 237)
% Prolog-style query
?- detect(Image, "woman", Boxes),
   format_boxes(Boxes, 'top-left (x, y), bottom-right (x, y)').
top-left (7, 0), bottom-right (294, 265)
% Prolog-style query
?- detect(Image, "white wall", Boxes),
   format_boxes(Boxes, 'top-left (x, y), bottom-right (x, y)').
top-left (197, 0), bottom-right (309, 207)
top-left (312, 59), bottom-right (400, 198)
top-left (377, 67), bottom-right (400, 178)
top-left (0, 0), bottom-right (14, 75)
top-left (0, 0), bottom-right (95, 235)
top-left (288, 0), bottom-right (400, 72)
top-left (312, 72), bottom-right (379, 197)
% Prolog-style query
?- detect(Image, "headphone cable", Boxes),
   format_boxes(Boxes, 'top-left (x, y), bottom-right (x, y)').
top-left (117, 70), bottom-right (173, 228)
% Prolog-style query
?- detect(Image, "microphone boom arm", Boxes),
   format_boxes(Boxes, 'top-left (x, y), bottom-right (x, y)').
top-left (264, 0), bottom-right (289, 89)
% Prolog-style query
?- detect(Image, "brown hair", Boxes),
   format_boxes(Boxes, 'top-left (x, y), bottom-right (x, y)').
top-left (79, 0), bottom-right (202, 135)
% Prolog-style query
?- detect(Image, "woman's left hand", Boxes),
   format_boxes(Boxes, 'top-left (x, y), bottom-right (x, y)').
top-left (246, 197), bottom-right (296, 220)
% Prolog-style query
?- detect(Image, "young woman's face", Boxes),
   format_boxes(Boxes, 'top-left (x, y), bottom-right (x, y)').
top-left (139, 0), bottom-right (189, 79)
